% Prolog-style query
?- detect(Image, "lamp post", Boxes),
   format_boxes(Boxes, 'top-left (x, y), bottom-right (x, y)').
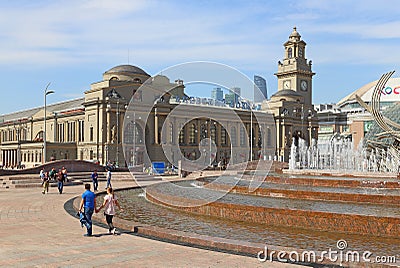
top-left (106, 88), bottom-right (123, 167)
top-left (44, 83), bottom-right (54, 164)
top-left (243, 99), bottom-right (253, 162)
top-left (116, 99), bottom-right (120, 166)
top-left (250, 103), bottom-right (253, 161)
top-left (132, 112), bottom-right (136, 167)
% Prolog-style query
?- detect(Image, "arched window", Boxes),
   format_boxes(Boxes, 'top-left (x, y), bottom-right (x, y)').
top-left (110, 76), bottom-right (119, 81)
top-left (288, 47), bottom-right (293, 58)
top-left (124, 122), bottom-right (143, 144)
top-left (200, 124), bottom-right (207, 145)
top-left (21, 129), bottom-right (27, 141)
top-left (35, 131), bottom-right (44, 141)
top-left (230, 126), bottom-right (237, 146)
top-left (189, 123), bottom-right (196, 144)
top-left (210, 122), bottom-right (217, 144)
top-left (134, 78), bottom-right (141, 83)
top-left (221, 127), bottom-right (227, 145)
top-left (179, 124), bottom-right (185, 145)
top-left (240, 126), bottom-right (246, 146)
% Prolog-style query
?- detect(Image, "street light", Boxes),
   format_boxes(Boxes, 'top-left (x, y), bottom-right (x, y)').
top-left (44, 83), bottom-right (54, 164)
top-left (242, 99), bottom-right (254, 161)
top-left (116, 98), bottom-right (120, 166)
top-left (106, 88), bottom-right (123, 167)
top-left (250, 103), bottom-right (253, 161)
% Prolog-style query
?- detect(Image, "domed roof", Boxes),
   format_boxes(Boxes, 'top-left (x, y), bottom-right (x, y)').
top-left (271, 89), bottom-right (303, 98)
top-left (105, 64), bottom-right (149, 76)
top-left (337, 77), bottom-right (400, 107)
top-left (289, 27), bottom-right (301, 38)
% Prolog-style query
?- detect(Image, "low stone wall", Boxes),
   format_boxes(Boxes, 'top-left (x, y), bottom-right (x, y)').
top-left (145, 183), bottom-right (400, 238)
top-left (264, 176), bottom-right (400, 189)
top-left (0, 160), bottom-right (104, 176)
top-left (201, 180), bottom-right (400, 205)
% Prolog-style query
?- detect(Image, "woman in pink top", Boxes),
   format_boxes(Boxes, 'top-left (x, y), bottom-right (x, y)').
top-left (96, 187), bottom-right (122, 234)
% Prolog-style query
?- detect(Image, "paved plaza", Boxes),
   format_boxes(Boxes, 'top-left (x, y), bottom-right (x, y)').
top-left (0, 180), bottom-right (303, 268)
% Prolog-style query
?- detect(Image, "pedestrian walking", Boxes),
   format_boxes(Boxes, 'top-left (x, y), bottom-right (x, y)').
top-left (91, 169), bottom-right (99, 191)
top-left (41, 170), bottom-right (49, 194)
top-left (78, 184), bottom-right (97, 237)
top-left (49, 168), bottom-right (57, 182)
top-left (96, 187), bottom-right (122, 234)
top-left (105, 167), bottom-right (112, 189)
top-left (56, 169), bottom-right (65, 194)
top-left (61, 166), bottom-right (68, 182)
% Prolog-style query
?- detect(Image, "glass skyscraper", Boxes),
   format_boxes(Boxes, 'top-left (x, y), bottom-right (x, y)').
top-left (254, 75), bottom-right (268, 102)
top-left (211, 87), bottom-right (224, 101)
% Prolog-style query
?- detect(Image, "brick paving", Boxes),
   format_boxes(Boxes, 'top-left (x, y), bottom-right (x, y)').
top-left (0, 179), bottom-right (303, 268)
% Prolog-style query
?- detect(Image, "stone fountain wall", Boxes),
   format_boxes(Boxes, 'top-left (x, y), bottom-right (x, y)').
top-left (146, 182), bottom-right (400, 238)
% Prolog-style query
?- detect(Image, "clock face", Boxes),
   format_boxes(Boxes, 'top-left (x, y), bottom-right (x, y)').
top-left (284, 80), bottom-right (291, 89)
top-left (300, 80), bottom-right (308, 91)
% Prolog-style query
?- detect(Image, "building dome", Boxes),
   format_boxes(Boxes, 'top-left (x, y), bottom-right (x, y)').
top-left (105, 64), bottom-right (149, 76)
top-left (337, 77), bottom-right (400, 109)
top-left (288, 27), bottom-right (302, 42)
top-left (103, 64), bottom-right (150, 82)
top-left (270, 89), bottom-right (304, 103)
top-left (271, 89), bottom-right (303, 98)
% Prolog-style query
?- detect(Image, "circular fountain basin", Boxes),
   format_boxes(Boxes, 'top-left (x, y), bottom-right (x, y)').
top-left (145, 180), bottom-right (400, 239)
top-left (113, 186), bottom-right (399, 263)
top-left (200, 175), bottom-right (400, 205)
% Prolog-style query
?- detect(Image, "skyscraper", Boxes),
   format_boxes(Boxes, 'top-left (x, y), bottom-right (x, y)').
top-left (254, 75), bottom-right (268, 102)
top-left (211, 87), bottom-right (224, 101)
top-left (225, 87), bottom-right (241, 107)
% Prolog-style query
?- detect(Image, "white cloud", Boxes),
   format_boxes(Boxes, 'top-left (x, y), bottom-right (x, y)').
top-left (0, 1), bottom-right (399, 73)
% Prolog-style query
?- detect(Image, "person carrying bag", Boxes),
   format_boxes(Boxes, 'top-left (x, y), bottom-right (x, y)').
top-left (96, 187), bottom-right (122, 235)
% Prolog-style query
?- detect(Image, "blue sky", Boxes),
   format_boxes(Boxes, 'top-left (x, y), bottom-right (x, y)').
top-left (1, 0), bottom-right (400, 115)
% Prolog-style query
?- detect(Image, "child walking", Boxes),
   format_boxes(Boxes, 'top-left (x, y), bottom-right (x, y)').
top-left (96, 187), bottom-right (122, 234)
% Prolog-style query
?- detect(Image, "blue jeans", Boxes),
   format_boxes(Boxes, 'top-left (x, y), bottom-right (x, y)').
top-left (93, 179), bottom-right (98, 191)
top-left (106, 178), bottom-right (112, 189)
top-left (84, 207), bottom-right (94, 235)
top-left (57, 181), bottom-right (64, 194)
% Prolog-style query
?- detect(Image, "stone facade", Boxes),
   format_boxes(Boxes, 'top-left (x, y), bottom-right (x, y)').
top-left (0, 65), bottom-right (275, 168)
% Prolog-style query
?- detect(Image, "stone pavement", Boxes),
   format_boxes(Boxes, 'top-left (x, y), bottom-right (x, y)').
top-left (0, 179), bottom-right (304, 268)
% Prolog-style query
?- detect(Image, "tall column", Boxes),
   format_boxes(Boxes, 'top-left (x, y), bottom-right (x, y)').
top-left (154, 110), bottom-right (159, 145)
top-left (107, 110), bottom-right (111, 143)
top-left (281, 122), bottom-right (286, 160)
top-left (11, 150), bottom-right (15, 167)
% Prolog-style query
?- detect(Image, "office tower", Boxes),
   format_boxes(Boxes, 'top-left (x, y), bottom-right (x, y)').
top-left (254, 75), bottom-right (268, 102)
top-left (211, 87), bottom-right (224, 101)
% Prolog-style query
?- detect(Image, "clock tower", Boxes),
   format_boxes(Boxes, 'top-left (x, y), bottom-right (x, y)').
top-left (275, 27), bottom-right (315, 105)
top-left (265, 27), bottom-right (319, 162)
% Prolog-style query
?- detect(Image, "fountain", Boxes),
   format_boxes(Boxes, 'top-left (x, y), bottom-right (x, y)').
top-left (73, 69), bottom-right (400, 267)
top-left (95, 169), bottom-right (400, 267)
top-left (288, 135), bottom-right (400, 175)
